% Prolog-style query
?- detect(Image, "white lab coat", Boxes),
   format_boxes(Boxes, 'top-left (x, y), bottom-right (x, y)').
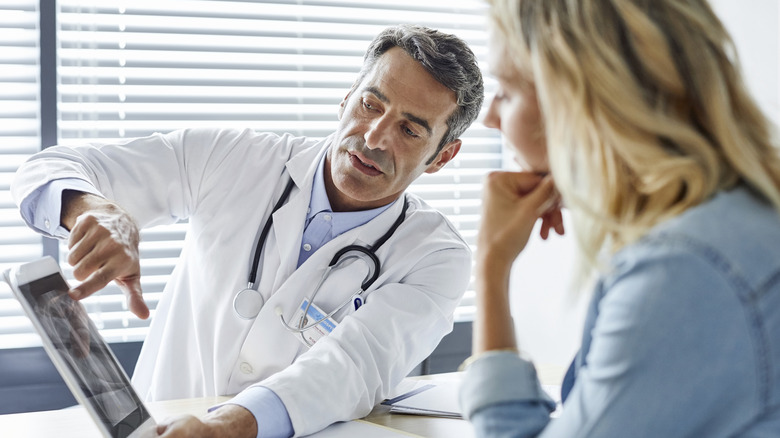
top-left (12, 128), bottom-right (471, 436)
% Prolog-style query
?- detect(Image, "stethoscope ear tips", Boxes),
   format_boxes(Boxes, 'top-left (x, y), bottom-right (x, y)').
top-left (274, 306), bottom-right (284, 317)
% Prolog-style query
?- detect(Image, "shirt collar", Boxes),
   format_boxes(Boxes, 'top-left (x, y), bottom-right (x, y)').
top-left (307, 151), bottom-right (395, 236)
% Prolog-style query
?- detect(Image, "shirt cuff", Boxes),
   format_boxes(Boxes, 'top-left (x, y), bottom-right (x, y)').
top-left (213, 386), bottom-right (294, 438)
top-left (19, 178), bottom-right (101, 239)
top-left (459, 350), bottom-right (556, 420)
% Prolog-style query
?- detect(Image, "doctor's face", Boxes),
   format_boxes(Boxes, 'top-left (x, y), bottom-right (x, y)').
top-left (326, 47), bottom-right (461, 212)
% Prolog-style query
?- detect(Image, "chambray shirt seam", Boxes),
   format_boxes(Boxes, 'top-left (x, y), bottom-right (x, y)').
top-left (756, 269), bottom-right (780, 301)
top-left (754, 268), bottom-right (780, 413)
top-left (637, 231), bottom-right (771, 409)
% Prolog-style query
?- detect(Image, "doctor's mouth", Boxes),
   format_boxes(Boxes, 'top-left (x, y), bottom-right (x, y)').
top-left (349, 152), bottom-right (384, 176)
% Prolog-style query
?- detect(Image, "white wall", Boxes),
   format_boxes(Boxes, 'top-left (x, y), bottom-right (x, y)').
top-left (710, 0), bottom-right (779, 123)
top-left (509, 214), bottom-right (587, 381)
top-left (507, 1), bottom-right (780, 381)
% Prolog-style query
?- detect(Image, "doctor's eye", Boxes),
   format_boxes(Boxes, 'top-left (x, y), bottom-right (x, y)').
top-left (402, 125), bottom-right (420, 138)
top-left (362, 99), bottom-right (376, 111)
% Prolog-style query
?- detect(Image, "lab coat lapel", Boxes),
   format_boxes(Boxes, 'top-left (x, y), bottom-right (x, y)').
top-left (269, 141), bottom-right (328, 286)
top-left (268, 194), bottom-right (406, 320)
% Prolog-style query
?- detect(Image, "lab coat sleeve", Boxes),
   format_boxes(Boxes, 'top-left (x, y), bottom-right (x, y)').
top-left (12, 128), bottom-right (295, 230)
top-left (257, 223), bottom-right (472, 437)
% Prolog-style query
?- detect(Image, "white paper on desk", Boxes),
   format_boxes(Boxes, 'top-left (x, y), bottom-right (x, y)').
top-left (382, 381), bottom-right (462, 418)
top-left (303, 419), bottom-right (420, 437)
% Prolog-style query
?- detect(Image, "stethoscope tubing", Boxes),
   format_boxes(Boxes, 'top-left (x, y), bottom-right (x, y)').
top-left (328, 245), bottom-right (380, 292)
top-left (277, 247), bottom-right (378, 333)
top-left (247, 178), bottom-right (296, 290)
top-left (235, 174), bottom-right (409, 334)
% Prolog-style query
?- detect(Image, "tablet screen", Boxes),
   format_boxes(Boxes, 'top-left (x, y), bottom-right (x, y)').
top-left (17, 272), bottom-right (152, 438)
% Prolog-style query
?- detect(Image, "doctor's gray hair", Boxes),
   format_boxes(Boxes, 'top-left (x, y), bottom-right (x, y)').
top-left (358, 24), bottom-right (485, 164)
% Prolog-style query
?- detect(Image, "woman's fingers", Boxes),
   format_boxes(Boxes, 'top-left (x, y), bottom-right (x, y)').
top-left (479, 172), bottom-right (561, 263)
top-left (540, 207), bottom-right (565, 240)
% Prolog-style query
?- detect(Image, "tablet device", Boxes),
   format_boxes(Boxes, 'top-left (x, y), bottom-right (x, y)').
top-left (3, 256), bottom-right (156, 438)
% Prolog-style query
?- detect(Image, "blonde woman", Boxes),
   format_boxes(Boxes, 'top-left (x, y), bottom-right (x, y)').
top-left (459, 0), bottom-right (780, 436)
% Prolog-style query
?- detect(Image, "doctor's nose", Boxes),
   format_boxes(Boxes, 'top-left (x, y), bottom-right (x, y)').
top-left (363, 117), bottom-right (392, 151)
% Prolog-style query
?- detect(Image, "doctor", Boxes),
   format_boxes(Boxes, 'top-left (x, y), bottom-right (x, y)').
top-left (12, 25), bottom-right (484, 438)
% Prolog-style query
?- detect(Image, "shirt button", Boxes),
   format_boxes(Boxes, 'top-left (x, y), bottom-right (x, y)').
top-left (240, 362), bottom-right (253, 374)
top-left (44, 219), bottom-right (51, 229)
top-left (303, 243), bottom-right (312, 251)
top-left (323, 214), bottom-right (332, 221)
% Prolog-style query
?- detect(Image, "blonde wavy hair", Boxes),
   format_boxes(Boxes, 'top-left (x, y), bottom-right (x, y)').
top-left (488, 0), bottom-right (780, 272)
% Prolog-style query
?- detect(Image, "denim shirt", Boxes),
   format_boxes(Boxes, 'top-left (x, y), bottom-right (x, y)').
top-left (459, 186), bottom-right (780, 437)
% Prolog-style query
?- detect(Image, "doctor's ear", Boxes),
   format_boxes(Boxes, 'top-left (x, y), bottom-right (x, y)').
top-left (425, 139), bottom-right (461, 174)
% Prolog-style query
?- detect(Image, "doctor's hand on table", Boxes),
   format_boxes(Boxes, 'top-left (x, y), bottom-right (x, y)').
top-left (156, 404), bottom-right (258, 438)
top-left (60, 190), bottom-right (150, 319)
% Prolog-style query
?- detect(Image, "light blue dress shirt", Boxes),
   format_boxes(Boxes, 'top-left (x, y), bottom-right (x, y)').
top-left (459, 186), bottom-right (780, 437)
top-left (296, 152), bottom-right (393, 268)
top-left (229, 153), bottom-right (392, 438)
top-left (19, 178), bottom-right (102, 239)
top-left (20, 152), bottom-right (394, 438)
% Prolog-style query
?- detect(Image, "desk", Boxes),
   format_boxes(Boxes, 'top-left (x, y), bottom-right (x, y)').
top-left (0, 367), bottom-right (563, 437)
top-left (0, 374), bottom-right (475, 438)
top-left (0, 396), bottom-right (475, 438)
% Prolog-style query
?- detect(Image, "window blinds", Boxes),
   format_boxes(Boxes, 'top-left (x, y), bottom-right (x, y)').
top-left (2, 0), bottom-right (501, 347)
top-left (0, 1), bottom-right (44, 348)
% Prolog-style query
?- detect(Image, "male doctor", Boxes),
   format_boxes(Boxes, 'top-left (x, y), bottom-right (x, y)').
top-left (13, 25), bottom-right (484, 438)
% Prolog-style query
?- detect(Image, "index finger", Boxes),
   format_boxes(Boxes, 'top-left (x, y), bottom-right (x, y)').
top-left (69, 267), bottom-right (113, 300)
top-left (501, 174), bottom-right (557, 219)
top-left (485, 171), bottom-right (545, 196)
top-left (67, 212), bottom-right (97, 250)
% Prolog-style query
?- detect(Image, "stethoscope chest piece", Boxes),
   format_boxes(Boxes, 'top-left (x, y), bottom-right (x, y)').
top-left (233, 287), bottom-right (265, 320)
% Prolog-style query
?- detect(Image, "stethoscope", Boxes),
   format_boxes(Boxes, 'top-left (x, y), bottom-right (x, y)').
top-left (233, 177), bottom-right (408, 336)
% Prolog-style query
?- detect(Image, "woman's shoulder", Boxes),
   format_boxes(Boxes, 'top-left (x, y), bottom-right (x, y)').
top-left (612, 185), bottom-right (780, 296)
top-left (594, 186), bottom-right (780, 419)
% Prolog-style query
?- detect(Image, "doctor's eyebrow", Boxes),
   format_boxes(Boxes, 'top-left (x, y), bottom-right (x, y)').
top-left (401, 112), bottom-right (432, 137)
top-left (366, 86), bottom-right (390, 104)
top-left (365, 86), bottom-right (433, 137)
